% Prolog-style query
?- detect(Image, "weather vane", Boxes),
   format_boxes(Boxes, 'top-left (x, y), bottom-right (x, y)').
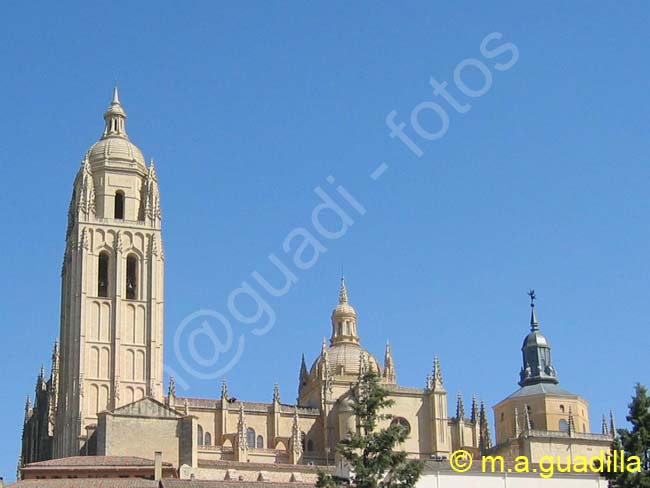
top-left (527, 289), bottom-right (536, 307)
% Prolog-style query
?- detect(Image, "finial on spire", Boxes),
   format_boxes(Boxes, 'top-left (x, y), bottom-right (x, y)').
top-left (432, 355), bottom-right (444, 389)
top-left (478, 401), bottom-right (492, 452)
top-left (167, 376), bottom-right (176, 398)
top-left (523, 405), bottom-right (532, 431)
top-left (514, 407), bottom-right (521, 436)
top-left (456, 393), bottom-right (465, 420)
top-left (221, 379), bottom-right (228, 400)
top-left (609, 410), bottom-right (617, 438)
top-left (273, 383), bottom-right (281, 404)
top-left (528, 289), bottom-right (539, 331)
top-left (339, 275), bottom-right (348, 304)
top-left (471, 395), bottom-right (479, 423)
top-left (237, 402), bottom-right (248, 450)
top-left (112, 85), bottom-right (120, 105)
top-left (601, 414), bottom-right (609, 435)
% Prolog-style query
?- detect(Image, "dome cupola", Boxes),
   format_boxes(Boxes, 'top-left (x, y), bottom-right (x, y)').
top-left (86, 87), bottom-right (146, 168)
top-left (330, 276), bottom-right (359, 345)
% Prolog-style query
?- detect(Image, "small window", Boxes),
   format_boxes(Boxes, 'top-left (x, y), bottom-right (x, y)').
top-left (559, 404), bottom-right (565, 413)
top-left (126, 254), bottom-right (137, 300)
top-left (256, 435), bottom-right (264, 449)
top-left (197, 424), bottom-right (204, 446)
top-left (247, 428), bottom-right (255, 448)
top-left (301, 432), bottom-right (306, 450)
top-left (204, 432), bottom-right (212, 446)
top-left (98, 252), bottom-right (109, 297)
top-left (500, 412), bottom-right (504, 421)
top-left (559, 419), bottom-right (569, 432)
top-left (114, 191), bottom-right (125, 219)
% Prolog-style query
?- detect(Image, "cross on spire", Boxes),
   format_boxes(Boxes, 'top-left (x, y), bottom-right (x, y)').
top-left (528, 289), bottom-right (539, 331)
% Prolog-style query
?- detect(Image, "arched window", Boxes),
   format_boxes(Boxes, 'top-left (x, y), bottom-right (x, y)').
top-left (98, 252), bottom-right (109, 297)
top-left (197, 424), bottom-right (204, 446)
top-left (559, 419), bottom-right (569, 432)
top-left (256, 435), bottom-right (264, 449)
top-left (204, 432), bottom-right (212, 446)
top-left (247, 428), bottom-right (255, 448)
top-left (307, 439), bottom-right (314, 452)
top-left (559, 404), bottom-right (565, 413)
top-left (114, 191), bottom-right (125, 219)
top-left (126, 254), bottom-right (137, 300)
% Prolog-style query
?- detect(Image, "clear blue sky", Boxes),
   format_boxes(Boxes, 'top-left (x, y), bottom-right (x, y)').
top-left (1, 0), bottom-right (649, 479)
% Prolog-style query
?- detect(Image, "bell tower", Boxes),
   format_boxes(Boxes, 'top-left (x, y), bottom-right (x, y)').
top-left (54, 88), bottom-right (165, 457)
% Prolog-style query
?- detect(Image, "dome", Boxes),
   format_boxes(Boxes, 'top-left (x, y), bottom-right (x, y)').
top-left (87, 137), bottom-right (146, 167)
top-left (310, 342), bottom-right (381, 378)
top-left (333, 302), bottom-right (356, 317)
top-left (522, 330), bottom-right (549, 349)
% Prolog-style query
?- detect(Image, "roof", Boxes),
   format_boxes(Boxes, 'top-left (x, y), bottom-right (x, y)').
top-left (106, 397), bottom-right (184, 419)
top-left (162, 482), bottom-right (314, 488)
top-left (24, 455), bottom-right (173, 468)
top-left (8, 480), bottom-right (158, 488)
top-left (504, 383), bottom-right (577, 400)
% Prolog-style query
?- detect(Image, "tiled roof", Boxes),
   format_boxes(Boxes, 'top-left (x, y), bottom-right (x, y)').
top-left (8, 480), bottom-right (159, 488)
top-left (196, 459), bottom-right (334, 473)
top-left (172, 398), bottom-right (319, 416)
top-left (162, 481), bottom-right (314, 488)
top-left (24, 456), bottom-right (172, 468)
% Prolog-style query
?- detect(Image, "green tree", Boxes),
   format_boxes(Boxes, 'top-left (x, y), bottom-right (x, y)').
top-left (317, 371), bottom-right (423, 488)
top-left (605, 383), bottom-right (650, 487)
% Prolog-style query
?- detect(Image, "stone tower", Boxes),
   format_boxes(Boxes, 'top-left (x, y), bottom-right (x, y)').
top-left (53, 88), bottom-right (164, 457)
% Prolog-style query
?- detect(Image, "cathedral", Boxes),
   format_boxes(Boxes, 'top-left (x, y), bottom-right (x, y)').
top-left (19, 90), bottom-right (613, 482)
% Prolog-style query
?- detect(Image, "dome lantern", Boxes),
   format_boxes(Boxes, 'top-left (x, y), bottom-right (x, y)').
top-left (103, 86), bottom-right (127, 138)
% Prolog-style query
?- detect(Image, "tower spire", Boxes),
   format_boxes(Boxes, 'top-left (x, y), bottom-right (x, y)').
top-left (339, 275), bottom-right (348, 304)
